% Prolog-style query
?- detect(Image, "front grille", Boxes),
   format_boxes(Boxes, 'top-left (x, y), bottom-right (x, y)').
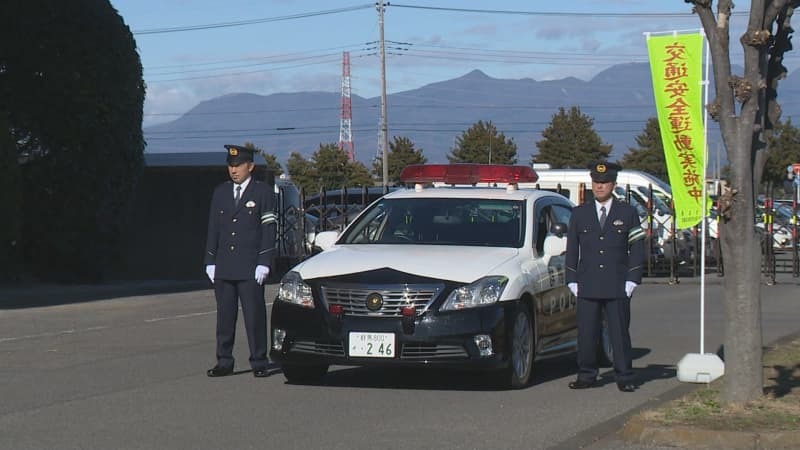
top-left (401, 343), bottom-right (469, 360)
top-left (321, 283), bottom-right (443, 317)
top-left (290, 340), bottom-right (345, 356)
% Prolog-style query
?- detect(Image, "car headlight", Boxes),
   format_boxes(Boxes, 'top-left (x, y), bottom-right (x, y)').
top-left (277, 271), bottom-right (314, 309)
top-left (441, 276), bottom-right (508, 311)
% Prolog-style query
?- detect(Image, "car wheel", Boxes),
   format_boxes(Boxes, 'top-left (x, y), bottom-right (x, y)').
top-left (597, 315), bottom-right (613, 368)
top-left (281, 363), bottom-right (329, 384)
top-left (498, 303), bottom-right (535, 389)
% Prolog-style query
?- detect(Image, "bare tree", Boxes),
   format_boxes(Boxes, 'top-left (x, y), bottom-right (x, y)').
top-left (687, 0), bottom-right (798, 403)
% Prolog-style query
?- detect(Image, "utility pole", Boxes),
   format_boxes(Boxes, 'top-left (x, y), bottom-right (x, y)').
top-left (489, 132), bottom-right (492, 164)
top-left (377, 2), bottom-right (389, 193)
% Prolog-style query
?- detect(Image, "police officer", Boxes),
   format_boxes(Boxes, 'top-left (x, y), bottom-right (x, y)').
top-left (204, 144), bottom-right (276, 378)
top-left (565, 162), bottom-right (645, 392)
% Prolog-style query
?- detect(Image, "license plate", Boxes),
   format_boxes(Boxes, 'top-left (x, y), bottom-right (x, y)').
top-left (348, 332), bottom-right (395, 358)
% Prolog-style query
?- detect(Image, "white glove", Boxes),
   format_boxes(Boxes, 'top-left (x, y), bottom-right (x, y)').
top-left (567, 282), bottom-right (578, 297)
top-left (255, 265), bottom-right (270, 285)
top-left (205, 265), bottom-right (215, 283)
top-left (625, 281), bottom-right (637, 298)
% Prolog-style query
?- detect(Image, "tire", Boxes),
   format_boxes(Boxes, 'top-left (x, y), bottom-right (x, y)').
top-left (597, 315), bottom-right (613, 368)
top-left (497, 303), bottom-right (535, 389)
top-left (281, 363), bottom-right (329, 384)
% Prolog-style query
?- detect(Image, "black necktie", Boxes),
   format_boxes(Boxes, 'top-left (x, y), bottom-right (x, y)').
top-left (599, 205), bottom-right (607, 228)
top-left (234, 185), bottom-right (242, 207)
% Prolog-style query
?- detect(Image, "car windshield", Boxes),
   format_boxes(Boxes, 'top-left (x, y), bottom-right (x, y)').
top-left (339, 197), bottom-right (525, 247)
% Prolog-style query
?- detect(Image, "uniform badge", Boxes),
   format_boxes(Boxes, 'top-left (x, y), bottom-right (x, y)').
top-left (613, 219), bottom-right (624, 226)
top-left (245, 200), bottom-right (256, 208)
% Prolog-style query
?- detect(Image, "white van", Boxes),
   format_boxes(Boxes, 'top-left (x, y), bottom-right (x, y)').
top-left (525, 167), bottom-right (694, 261)
top-left (525, 167), bottom-right (672, 209)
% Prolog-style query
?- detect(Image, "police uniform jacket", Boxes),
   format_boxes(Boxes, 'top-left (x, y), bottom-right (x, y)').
top-left (565, 199), bottom-right (645, 299)
top-left (204, 179), bottom-right (277, 280)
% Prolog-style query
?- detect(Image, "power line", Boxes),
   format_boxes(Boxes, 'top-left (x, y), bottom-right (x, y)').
top-left (132, 4), bottom-right (375, 35)
top-left (145, 44), bottom-right (368, 71)
top-left (142, 102), bottom-right (666, 119)
top-left (410, 43), bottom-right (647, 60)
top-left (146, 55), bottom-right (345, 83)
top-left (143, 118), bottom-right (679, 139)
top-left (129, 3), bottom-right (746, 37)
top-left (389, 3), bottom-right (747, 18)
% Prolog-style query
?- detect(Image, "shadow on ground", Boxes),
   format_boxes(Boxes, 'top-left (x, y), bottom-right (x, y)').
top-left (0, 280), bottom-right (209, 309)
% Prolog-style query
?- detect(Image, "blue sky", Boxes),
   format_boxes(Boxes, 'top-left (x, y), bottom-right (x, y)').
top-left (109, 1), bottom-right (745, 128)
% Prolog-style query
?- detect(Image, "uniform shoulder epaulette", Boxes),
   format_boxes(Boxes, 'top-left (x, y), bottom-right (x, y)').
top-left (628, 224), bottom-right (645, 244)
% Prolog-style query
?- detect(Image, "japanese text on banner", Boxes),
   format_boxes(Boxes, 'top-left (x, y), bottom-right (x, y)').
top-left (646, 33), bottom-right (705, 228)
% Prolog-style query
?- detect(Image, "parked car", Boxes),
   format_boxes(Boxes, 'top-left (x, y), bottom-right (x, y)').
top-left (270, 164), bottom-right (613, 388)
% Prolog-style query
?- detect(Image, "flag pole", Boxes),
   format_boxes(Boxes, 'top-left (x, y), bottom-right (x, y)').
top-left (699, 32), bottom-right (710, 356)
top-left (675, 30), bottom-right (724, 383)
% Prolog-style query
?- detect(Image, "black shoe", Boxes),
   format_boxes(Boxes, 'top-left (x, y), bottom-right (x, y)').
top-left (207, 365), bottom-right (234, 377)
top-left (617, 381), bottom-right (636, 392)
top-left (568, 378), bottom-right (597, 389)
top-left (253, 368), bottom-right (269, 378)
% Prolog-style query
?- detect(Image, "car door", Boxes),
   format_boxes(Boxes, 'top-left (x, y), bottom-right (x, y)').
top-left (532, 198), bottom-right (577, 352)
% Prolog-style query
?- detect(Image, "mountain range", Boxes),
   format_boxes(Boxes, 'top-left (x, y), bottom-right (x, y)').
top-left (143, 62), bottom-right (800, 167)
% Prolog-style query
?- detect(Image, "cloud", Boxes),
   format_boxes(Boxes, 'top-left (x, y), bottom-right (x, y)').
top-left (458, 23), bottom-right (498, 38)
top-left (535, 26), bottom-right (570, 41)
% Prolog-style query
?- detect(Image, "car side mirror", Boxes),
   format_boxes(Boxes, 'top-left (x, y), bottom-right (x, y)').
top-left (543, 234), bottom-right (567, 257)
top-left (313, 231), bottom-right (339, 251)
top-left (550, 222), bottom-right (568, 238)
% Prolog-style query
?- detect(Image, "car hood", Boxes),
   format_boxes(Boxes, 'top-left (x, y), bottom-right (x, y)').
top-left (293, 245), bottom-right (519, 283)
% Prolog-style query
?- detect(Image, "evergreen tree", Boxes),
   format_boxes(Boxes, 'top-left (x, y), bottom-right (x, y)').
top-left (764, 119), bottom-right (800, 193)
top-left (242, 141), bottom-right (283, 175)
top-left (286, 152), bottom-right (316, 195)
top-left (448, 120), bottom-right (517, 164)
top-left (372, 136), bottom-right (427, 184)
top-left (345, 161), bottom-right (375, 187)
top-left (313, 144), bottom-right (350, 190)
top-left (621, 117), bottom-right (668, 181)
top-left (1, 0), bottom-right (145, 281)
top-left (287, 144), bottom-right (376, 195)
top-left (0, 114), bottom-right (21, 281)
top-left (533, 106), bottom-right (612, 168)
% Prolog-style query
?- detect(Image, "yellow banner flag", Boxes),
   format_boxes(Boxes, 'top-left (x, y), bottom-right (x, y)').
top-left (647, 33), bottom-right (706, 228)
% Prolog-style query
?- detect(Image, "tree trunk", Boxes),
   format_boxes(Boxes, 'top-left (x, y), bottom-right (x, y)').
top-left (719, 129), bottom-right (764, 403)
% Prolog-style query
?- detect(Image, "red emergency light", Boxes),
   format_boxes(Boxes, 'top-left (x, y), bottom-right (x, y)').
top-left (399, 164), bottom-right (538, 185)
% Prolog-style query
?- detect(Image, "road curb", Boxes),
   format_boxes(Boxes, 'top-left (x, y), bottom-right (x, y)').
top-left (619, 329), bottom-right (800, 450)
top-left (621, 416), bottom-right (800, 449)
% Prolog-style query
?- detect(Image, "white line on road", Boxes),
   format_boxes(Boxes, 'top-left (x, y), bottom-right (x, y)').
top-left (144, 310), bottom-right (216, 323)
top-left (0, 326), bottom-right (109, 343)
top-left (1, 303), bottom-right (277, 342)
top-left (143, 302), bottom-right (274, 323)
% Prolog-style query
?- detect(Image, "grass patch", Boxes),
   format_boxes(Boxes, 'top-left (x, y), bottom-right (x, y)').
top-left (639, 337), bottom-right (800, 432)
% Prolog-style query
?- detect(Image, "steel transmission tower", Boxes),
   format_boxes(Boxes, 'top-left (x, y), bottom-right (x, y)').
top-left (339, 51), bottom-right (354, 161)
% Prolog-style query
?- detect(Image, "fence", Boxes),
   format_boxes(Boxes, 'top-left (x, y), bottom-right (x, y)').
top-left (290, 184), bottom-right (800, 283)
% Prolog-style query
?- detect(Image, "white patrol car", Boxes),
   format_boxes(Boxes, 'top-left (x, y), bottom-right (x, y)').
top-left (270, 164), bottom-right (610, 389)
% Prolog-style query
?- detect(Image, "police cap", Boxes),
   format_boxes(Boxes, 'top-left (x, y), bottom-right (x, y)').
top-left (588, 161), bottom-right (621, 183)
top-left (224, 144), bottom-right (255, 165)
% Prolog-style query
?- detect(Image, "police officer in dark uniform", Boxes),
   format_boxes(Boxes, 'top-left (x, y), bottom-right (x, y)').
top-left (565, 162), bottom-right (645, 392)
top-left (204, 144), bottom-right (277, 378)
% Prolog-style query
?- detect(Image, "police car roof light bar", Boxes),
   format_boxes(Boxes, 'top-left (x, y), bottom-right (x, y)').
top-left (399, 164), bottom-right (538, 185)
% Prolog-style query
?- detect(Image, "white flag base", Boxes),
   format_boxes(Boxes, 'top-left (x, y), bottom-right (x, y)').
top-left (677, 353), bottom-right (725, 383)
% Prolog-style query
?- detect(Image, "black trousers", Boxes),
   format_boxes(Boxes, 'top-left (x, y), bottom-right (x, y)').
top-left (576, 296), bottom-right (634, 382)
top-left (214, 279), bottom-right (268, 370)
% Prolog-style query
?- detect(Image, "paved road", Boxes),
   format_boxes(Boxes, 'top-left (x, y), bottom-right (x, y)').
top-left (1, 275), bottom-right (798, 450)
